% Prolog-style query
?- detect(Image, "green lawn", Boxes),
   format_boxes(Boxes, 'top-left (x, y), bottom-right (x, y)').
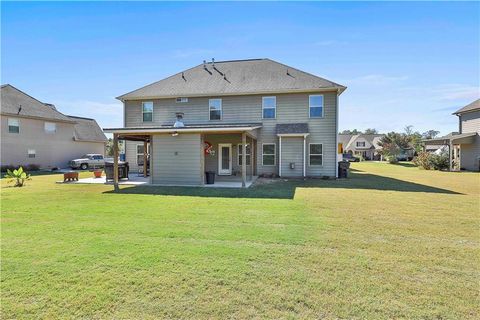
top-left (1, 163), bottom-right (479, 319)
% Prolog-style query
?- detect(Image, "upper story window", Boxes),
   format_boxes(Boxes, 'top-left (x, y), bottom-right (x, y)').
top-left (209, 99), bottom-right (222, 120)
top-left (176, 97), bottom-right (188, 103)
top-left (309, 95), bottom-right (324, 118)
top-left (44, 122), bottom-right (56, 133)
top-left (309, 143), bottom-right (323, 166)
top-left (238, 144), bottom-right (251, 166)
top-left (356, 141), bottom-right (366, 147)
top-left (8, 118), bottom-right (19, 133)
top-left (142, 102), bottom-right (153, 122)
top-left (262, 96), bottom-right (276, 119)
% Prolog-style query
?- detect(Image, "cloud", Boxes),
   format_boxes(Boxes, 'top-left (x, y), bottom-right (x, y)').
top-left (432, 84), bottom-right (479, 101)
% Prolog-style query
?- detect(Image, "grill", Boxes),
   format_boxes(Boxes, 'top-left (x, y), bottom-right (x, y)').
top-left (105, 161), bottom-right (129, 181)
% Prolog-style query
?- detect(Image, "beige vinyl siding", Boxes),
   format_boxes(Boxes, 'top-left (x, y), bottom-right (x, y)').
top-left (460, 136), bottom-right (480, 171)
top-left (0, 115), bottom-right (105, 168)
top-left (280, 137), bottom-right (304, 177)
top-left (460, 111), bottom-right (480, 134)
top-left (151, 133), bottom-right (202, 185)
top-left (124, 91), bottom-right (338, 178)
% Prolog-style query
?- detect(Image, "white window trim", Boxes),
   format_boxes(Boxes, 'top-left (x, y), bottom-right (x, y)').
top-left (142, 102), bottom-right (153, 122)
top-left (209, 98), bottom-right (222, 120)
top-left (262, 143), bottom-right (276, 166)
top-left (309, 94), bottom-right (324, 118)
top-left (237, 144), bottom-right (251, 166)
top-left (44, 122), bottom-right (57, 133)
top-left (8, 118), bottom-right (20, 133)
top-left (356, 141), bottom-right (366, 147)
top-left (262, 96), bottom-right (276, 119)
top-left (28, 149), bottom-right (36, 158)
top-left (309, 143), bottom-right (323, 166)
top-left (136, 144), bottom-right (149, 166)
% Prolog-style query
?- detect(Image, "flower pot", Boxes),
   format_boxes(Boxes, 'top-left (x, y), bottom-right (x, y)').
top-left (93, 170), bottom-right (103, 178)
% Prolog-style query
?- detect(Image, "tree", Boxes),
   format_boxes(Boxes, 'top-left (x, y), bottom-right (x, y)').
top-left (422, 130), bottom-right (440, 139)
top-left (105, 138), bottom-right (125, 156)
top-left (364, 128), bottom-right (378, 134)
top-left (378, 132), bottom-right (411, 163)
top-left (339, 129), bottom-right (362, 135)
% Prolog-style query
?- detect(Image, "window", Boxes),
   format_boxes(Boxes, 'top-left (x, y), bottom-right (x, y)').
top-left (262, 96), bottom-right (276, 119)
top-left (136, 144), bottom-right (149, 165)
top-left (309, 144), bottom-right (323, 166)
top-left (8, 118), bottom-right (19, 133)
top-left (28, 149), bottom-right (36, 158)
top-left (309, 95), bottom-right (324, 118)
top-left (209, 99), bottom-right (222, 120)
top-left (356, 141), bottom-right (366, 147)
top-left (142, 102), bottom-right (153, 122)
top-left (92, 155), bottom-right (103, 160)
top-left (262, 144), bottom-right (276, 166)
top-left (44, 122), bottom-right (56, 133)
top-left (237, 144), bottom-right (251, 166)
top-left (176, 97), bottom-right (188, 103)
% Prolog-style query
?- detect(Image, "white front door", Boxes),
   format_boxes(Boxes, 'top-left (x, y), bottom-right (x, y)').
top-left (218, 143), bottom-right (232, 175)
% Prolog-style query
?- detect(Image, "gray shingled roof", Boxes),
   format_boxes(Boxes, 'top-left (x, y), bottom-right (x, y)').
top-left (118, 58), bottom-right (346, 100)
top-left (453, 99), bottom-right (480, 115)
top-left (68, 116), bottom-right (108, 143)
top-left (276, 123), bottom-right (309, 134)
top-left (1, 84), bottom-right (74, 122)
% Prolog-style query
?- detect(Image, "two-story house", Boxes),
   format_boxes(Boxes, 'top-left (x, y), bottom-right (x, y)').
top-left (1, 84), bottom-right (107, 169)
top-left (424, 99), bottom-right (480, 171)
top-left (338, 133), bottom-right (385, 160)
top-left (105, 59), bottom-right (346, 186)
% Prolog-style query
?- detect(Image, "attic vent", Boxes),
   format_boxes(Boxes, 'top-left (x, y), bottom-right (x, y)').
top-left (176, 97), bottom-right (188, 103)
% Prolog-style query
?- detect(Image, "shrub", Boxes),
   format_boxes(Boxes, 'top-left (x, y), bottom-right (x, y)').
top-left (25, 164), bottom-right (40, 171)
top-left (430, 153), bottom-right (449, 171)
top-left (413, 152), bottom-right (432, 170)
top-left (3, 166), bottom-right (31, 187)
top-left (1, 164), bottom-right (17, 172)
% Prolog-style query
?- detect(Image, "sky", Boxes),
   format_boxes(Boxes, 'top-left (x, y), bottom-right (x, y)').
top-left (2, 1), bottom-right (479, 136)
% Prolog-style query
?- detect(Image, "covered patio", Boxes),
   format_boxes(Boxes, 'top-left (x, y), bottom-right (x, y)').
top-left (104, 123), bottom-right (261, 189)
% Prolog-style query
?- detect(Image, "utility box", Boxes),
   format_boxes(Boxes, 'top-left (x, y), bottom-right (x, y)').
top-left (289, 162), bottom-right (295, 169)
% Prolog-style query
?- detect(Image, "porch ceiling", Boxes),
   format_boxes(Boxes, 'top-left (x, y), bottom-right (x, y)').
top-left (104, 123), bottom-right (262, 136)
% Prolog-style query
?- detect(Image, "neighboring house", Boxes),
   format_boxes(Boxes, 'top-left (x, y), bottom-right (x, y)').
top-left (1, 84), bottom-right (107, 169)
top-left (338, 134), bottom-right (385, 160)
top-left (104, 58), bottom-right (346, 186)
top-left (424, 99), bottom-right (480, 171)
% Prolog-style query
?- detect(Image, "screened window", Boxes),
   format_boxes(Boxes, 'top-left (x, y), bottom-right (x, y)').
top-left (309, 144), bottom-right (323, 166)
top-left (238, 144), bottom-right (251, 166)
top-left (28, 149), bottom-right (36, 158)
top-left (209, 99), bottom-right (222, 120)
top-left (8, 118), bottom-right (19, 133)
top-left (356, 141), bottom-right (366, 147)
top-left (142, 102), bottom-right (153, 122)
top-left (44, 122), bottom-right (56, 133)
top-left (262, 96), bottom-right (276, 119)
top-left (262, 144), bottom-right (275, 166)
top-left (136, 144), bottom-right (149, 165)
top-left (309, 95), bottom-right (324, 118)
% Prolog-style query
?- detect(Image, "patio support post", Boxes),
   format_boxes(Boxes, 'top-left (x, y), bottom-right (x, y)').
top-left (250, 136), bottom-right (255, 179)
top-left (242, 132), bottom-right (247, 188)
top-left (448, 140), bottom-right (453, 171)
top-left (143, 140), bottom-right (148, 177)
top-left (113, 133), bottom-right (119, 191)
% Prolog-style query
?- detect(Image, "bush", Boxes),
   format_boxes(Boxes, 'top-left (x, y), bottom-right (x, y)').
top-left (413, 151), bottom-right (449, 171)
top-left (413, 152), bottom-right (432, 170)
top-left (1, 164), bottom-right (17, 172)
top-left (3, 166), bottom-right (31, 187)
top-left (430, 153), bottom-right (449, 171)
top-left (25, 164), bottom-right (40, 171)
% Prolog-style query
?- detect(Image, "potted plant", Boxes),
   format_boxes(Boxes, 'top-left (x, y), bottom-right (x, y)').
top-left (93, 169), bottom-right (103, 178)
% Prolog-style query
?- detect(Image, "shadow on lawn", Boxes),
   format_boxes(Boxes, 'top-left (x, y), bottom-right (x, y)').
top-left (103, 169), bottom-right (461, 199)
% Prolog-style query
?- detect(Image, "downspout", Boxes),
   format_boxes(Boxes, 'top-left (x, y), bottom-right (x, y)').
top-left (279, 136), bottom-right (282, 177)
top-left (335, 91), bottom-right (339, 178)
top-left (303, 135), bottom-right (306, 177)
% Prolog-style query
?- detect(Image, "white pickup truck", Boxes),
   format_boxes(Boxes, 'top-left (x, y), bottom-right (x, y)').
top-left (69, 154), bottom-right (113, 170)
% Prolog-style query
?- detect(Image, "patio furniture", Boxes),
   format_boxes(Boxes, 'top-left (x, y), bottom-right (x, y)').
top-left (105, 161), bottom-right (129, 181)
top-left (63, 172), bottom-right (79, 182)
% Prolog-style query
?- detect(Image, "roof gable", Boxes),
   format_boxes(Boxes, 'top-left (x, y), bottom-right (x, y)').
top-left (453, 99), bottom-right (480, 115)
top-left (1, 84), bottom-right (74, 122)
top-left (67, 116), bottom-right (107, 143)
top-left (118, 58), bottom-right (346, 100)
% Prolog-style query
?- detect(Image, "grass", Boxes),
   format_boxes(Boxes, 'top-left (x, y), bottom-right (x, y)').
top-left (1, 163), bottom-right (479, 319)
